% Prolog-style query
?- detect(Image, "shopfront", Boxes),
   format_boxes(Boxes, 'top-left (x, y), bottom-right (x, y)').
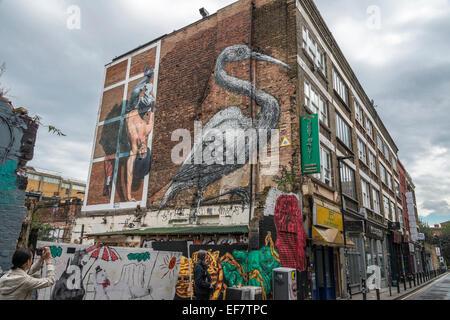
top-left (365, 222), bottom-right (388, 288)
top-left (310, 204), bottom-right (355, 300)
top-left (387, 227), bottom-right (403, 285)
top-left (345, 220), bottom-right (366, 293)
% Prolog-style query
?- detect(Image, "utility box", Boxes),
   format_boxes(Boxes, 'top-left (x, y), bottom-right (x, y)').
top-left (226, 286), bottom-right (263, 300)
top-left (273, 267), bottom-right (297, 300)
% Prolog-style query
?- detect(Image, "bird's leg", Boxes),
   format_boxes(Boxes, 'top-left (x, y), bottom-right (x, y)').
top-left (200, 187), bottom-right (250, 211)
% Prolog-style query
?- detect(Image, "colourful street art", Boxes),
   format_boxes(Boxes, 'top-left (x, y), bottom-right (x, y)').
top-left (274, 195), bottom-right (307, 272)
top-left (35, 241), bottom-right (181, 300)
top-left (175, 233), bottom-right (281, 300)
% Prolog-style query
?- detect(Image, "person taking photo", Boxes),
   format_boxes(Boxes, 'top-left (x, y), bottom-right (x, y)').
top-left (0, 247), bottom-right (55, 300)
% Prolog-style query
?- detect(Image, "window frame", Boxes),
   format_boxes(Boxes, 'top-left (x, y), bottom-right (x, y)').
top-left (332, 68), bottom-right (349, 106)
top-left (336, 113), bottom-right (352, 150)
top-left (361, 179), bottom-right (371, 210)
top-left (357, 138), bottom-right (367, 164)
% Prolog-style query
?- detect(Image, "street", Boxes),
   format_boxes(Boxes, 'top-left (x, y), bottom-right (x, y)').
top-left (402, 273), bottom-right (450, 300)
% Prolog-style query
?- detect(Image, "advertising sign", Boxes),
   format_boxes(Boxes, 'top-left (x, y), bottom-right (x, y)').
top-left (436, 247), bottom-right (441, 256)
top-left (301, 114), bottom-right (320, 174)
top-left (417, 232), bottom-right (425, 241)
top-left (313, 204), bottom-right (343, 231)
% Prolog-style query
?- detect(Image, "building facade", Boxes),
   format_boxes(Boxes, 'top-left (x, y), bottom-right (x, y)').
top-left (26, 167), bottom-right (86, 201)
top-left (73, 0), bottom-right (424, 300)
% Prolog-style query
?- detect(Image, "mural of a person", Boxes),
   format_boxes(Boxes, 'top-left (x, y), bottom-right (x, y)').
top-left (124, 65), bottom-right (155, 202)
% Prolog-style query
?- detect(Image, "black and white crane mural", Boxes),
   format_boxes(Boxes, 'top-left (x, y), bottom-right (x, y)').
top-left (159, 45), bottom-right (291, 219)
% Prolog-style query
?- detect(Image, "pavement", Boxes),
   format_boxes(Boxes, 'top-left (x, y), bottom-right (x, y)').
top-left (340, 271), bottom-right (449, 300)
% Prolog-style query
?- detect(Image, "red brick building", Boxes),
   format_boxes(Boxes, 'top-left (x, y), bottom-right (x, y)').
top-left (73, 0), bottom-right (423, 300)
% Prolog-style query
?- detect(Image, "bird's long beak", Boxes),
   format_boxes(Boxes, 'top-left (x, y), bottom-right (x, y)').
top-left (252, 51), bottom-right (291, 70)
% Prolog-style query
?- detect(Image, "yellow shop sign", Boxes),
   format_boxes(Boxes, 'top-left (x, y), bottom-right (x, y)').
top-left (313, 204), bottom-right (343, 231)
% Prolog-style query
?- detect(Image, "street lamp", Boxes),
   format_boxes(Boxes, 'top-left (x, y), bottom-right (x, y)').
top-left (337, 155), bottom-right (354, 299)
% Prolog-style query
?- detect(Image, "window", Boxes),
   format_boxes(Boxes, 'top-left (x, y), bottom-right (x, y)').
top-left (392, 160), bottom-right (397, 172)
top-left (72, 185), bottom-right (86, 191)
top-left (357, 138), bottom-right (367, 164)
top-left (304, 81), bottom-right (328, 125)
top-left (383, 196), bottom-right (390, 219)
top-left (373, 189), bottom-right (381, 214)
top-left (386, 172), bottom-right (392, 190)
top-left (336, 114), bottom-right (352, 149)
top-left (377, 133), bottom-right (383, 152)
top-left (61, 183), bottom-right (71, 189)
top-left (333, 68), bottom-right (348, 105)
top-left (341, 162), bottom-right (356, 199)
top-left (355, 101), bottom-right (363, 124)
top-left (361, 179), bottom-right (371, 209)
top-left (384, 145), bottom-right (390, 161)
top-left (365, 118), bottom-right (373, 140)
top-left (390, 201), bottom-right (396, 222)
top-left (369, 151), bottom-right (377, 174)
top-left (43, 176), bottom-right (60, 184)
top-left (380, 164), bottom-right (386, 184)
top-left (395, 181), bottom-right (400, 198)
top-left (314, 146), bottom-right (332, 187)
top-left (302, 26), bottom-right (325, 74)
top-left (398, 208), bottom-right (404, 228)
top-left (27, 174), bottom-right (41, 181)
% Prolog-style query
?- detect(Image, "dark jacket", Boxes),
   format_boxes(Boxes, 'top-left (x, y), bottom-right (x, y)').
top-left (193, 261), bottom-right (211, 298)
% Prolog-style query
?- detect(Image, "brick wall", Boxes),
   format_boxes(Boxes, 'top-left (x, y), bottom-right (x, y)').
top-left (84, 0), bottom-right (298, 225)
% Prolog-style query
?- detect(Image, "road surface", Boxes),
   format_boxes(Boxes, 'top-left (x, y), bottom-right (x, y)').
top-left (401, 273), bottom-right (450, 300)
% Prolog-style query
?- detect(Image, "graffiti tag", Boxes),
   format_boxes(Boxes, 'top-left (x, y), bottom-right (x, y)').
top-left (50, 246), bottom-right (63, 258)
top-left (127, 252), bottom-right (151, 262)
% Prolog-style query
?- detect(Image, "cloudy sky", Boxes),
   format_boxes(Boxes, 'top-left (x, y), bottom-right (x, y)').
top-left (1, 0), bottom-right (449, 225)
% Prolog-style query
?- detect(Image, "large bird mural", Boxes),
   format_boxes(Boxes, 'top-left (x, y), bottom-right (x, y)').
top-left (159, 45), bottom-right (291, 219)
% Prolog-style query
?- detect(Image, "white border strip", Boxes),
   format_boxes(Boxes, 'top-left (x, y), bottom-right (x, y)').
top-left (83, 40), bottom-right (162, 213)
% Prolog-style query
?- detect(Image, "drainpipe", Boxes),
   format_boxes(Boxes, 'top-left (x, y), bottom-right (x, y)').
top-left (246, 0), bottom-right (255, 286)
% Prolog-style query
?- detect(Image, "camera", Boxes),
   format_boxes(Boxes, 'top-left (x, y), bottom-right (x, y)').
top-left (35, 247), bottom-right (45, 256)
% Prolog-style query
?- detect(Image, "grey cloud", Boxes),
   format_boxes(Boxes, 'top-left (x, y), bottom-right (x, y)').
top-left (421, 200), bottom-right (450, 214)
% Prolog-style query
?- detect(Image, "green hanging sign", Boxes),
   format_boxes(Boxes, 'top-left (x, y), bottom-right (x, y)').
top-left (301, 114), bottom-right (320, 174)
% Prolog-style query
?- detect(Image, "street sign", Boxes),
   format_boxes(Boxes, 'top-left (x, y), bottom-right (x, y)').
top-left (280, 137), bottom-right (291, 147)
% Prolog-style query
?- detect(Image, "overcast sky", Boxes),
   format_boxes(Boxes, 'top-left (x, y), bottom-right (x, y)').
top-left (1, 0), bottom-right (449, 225)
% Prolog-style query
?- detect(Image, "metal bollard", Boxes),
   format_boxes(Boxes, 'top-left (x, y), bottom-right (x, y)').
top-left (348, 283), bottom-right (352, 300)
top-left (403, 274), bottom-right (407, 290)
top-left (397, 275), bottom-right (401, 293)
top-left (413, 273), bottom-right (416, 286)
top-left (408, 275), bottom-right (412, 289)
top-left (376, 288), bottom-right (380, 300)
top-left (362, 278), bottom-right (367, 301)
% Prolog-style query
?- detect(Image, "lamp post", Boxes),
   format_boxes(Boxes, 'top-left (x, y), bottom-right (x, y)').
top-left (337, 155), bottom-right (354, 299)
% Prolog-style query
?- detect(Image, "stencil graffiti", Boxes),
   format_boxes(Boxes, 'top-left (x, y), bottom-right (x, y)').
top-left (36, 242), bottom-right (181, 300)
top-left (160, 45), bottom-right (291, 219)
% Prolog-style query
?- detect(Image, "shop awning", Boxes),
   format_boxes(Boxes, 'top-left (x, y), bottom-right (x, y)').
top-left (312, 226), bottom-right (356, 248)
